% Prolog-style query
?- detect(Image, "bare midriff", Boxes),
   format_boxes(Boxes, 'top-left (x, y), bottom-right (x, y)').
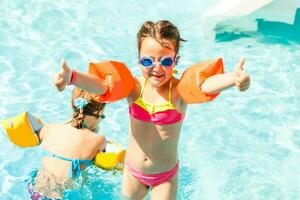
top-left (125, 116), bottom-right (183, 174)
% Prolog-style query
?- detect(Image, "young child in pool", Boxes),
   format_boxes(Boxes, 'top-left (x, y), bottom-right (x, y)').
top-left (28, 87), bottom-right (106, 199)
top-left (54, 20), bottom-right (250, 200)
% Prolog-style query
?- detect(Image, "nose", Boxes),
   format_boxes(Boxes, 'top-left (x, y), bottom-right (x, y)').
top-left (153, 61), bottom-right (163, 69)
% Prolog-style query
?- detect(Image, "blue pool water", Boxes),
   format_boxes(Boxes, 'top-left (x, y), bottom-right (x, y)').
top-left (1, 0), bottom-right (300, 199)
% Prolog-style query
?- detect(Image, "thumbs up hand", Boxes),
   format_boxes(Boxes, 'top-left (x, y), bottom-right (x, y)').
top-left (234, 58), bottom-right (250, 92)
top-left (54, 59), bottom-right (72, 92)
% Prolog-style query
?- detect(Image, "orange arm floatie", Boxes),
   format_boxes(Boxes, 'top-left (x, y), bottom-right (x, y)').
top-left (89, 61), bottom-right (135, 103)
top-left (177, 58), bottom-right (224, 104)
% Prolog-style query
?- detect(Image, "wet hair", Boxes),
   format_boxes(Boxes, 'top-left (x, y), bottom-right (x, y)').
top-left (137, 20), bottom-right (186, 56)
top-left (71, 87), bottom-right (106, 129)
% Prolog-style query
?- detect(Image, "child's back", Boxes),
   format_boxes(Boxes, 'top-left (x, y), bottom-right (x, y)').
top-left (28, 88), bottom-right (106, 199)
top-left (39, 123), bottom-right (105, 178)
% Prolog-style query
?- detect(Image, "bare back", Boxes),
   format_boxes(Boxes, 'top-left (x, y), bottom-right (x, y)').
top-left (39, 123), bottom-right (104, 178)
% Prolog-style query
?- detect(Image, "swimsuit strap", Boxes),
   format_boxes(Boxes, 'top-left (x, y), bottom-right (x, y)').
top-left (140, 77), bottom-right (173, 102)
top-left (168, 78), bottom-right (173, 102)
top-left (139, 78), bottom-right (147, 98)
top-left (42, 149), bottom-right (93, 178)
top-left (43, 149), bottom-right (73, 162)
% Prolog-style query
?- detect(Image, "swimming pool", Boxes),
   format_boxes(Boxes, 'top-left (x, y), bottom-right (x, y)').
top-left (0, 0), bottom-right (299, 199)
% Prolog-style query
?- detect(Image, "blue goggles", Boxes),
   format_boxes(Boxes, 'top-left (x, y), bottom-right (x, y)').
top-left (139, 56), bottom-right (178, 68)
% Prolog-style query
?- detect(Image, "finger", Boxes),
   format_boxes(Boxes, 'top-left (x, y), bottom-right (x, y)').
top-left (236, 71), bottom-right (249, 83)
top-left (236, 76), bottom-right (245, 84)
top-left (55, 77), bottom-right (64, 86)
top-left (237, 57), bottom-right (245, 71)
top-left (61, 59), bottom-right (69, 72)
top-left (235, 80), bottom-right (241, 87)
top-left (235, 76), bottom-right (244, 85)
top-left (235, 58), bottom-right (245, 76)
top-left (55, 82), bottom-right (66, 92)
top-left (235, 77), bottom-right (250, 88)
top-left (240, 84), bottom-right (250, 92)
top-left (54, 74), bottom-right (63, 84)
top-left (239, 80), bottom-right (250, 90)
top-left (241, 77), bottom-right (250, 85)
top-left (240, 80), bottom-right (250, 88)
top-left (54, 76), bottom-right (60, 84)
top-left (54, 80), bottom-right (63, 91)
top-left (54, 75), bottom-right (67, 87)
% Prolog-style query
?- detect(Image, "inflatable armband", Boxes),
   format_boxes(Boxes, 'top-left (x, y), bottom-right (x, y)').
top-left (1, 112), bottom-right (43, 147)
top-left (89, 61), bottom-right (135, 103)
top-left (1, 111), bottom-right (125, 170)
top-left (94, 141), bottom-right (126, 171)
top-left (177, 58), bottom-right (224, 103)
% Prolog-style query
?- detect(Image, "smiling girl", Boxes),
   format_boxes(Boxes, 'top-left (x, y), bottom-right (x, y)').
top-left (54, 20), bottom-right (250, 200)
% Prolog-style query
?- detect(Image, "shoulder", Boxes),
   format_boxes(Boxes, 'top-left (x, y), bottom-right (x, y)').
top-left (172, 77), bottom-right (187, 112)
top-left (38, 124), bottom-right (53, 140)
top-left (83, 130), bottom-right (106, 145)
top-left (38, 124), bottom-right (66, 140)
top-left (127, 76), bottom-right (143, 104)
top-left (93, 133), bottom-right (106, 144)
top-left (87, 132), bottom-right (106, 151)
top-left (172, 76), bottom-right (180, 86)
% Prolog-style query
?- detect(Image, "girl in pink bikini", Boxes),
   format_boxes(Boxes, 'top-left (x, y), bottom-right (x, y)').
top-left (54, 20), bottom-right (250, 199)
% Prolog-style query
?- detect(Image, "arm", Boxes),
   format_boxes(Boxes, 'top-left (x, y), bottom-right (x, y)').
top-left (55, 60), bottom-right (135, 103)
top-left (201, 58), bottom-right (250, 94)
top-left (54, 59), bottom-right (109, 94)
top-left (71, 71), bottom-right (109, 94)
top-left (37, 124), bottom-right (49, 143)
top-left (201, 72), bottom-right (235, 94)
top-left (96, 135), bottom-right (107, 152)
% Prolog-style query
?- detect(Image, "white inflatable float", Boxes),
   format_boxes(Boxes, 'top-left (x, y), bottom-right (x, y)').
top-left (202, 0), bottom-right (300, 39)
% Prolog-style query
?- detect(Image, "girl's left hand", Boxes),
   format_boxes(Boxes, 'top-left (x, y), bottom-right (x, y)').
top-left (234, 58), bottom-right (250, 92)
top-left (54, 59), bottom-right (72, 92)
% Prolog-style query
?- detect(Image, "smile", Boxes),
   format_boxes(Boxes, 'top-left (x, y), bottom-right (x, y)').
top-left (150, 73), bottom-right (164, 78)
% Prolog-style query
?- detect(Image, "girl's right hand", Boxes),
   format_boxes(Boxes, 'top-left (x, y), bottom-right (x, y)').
top-left (234, 58), bottom-right (250, 92)
top-left (54, 59), bottom-right (72, 91)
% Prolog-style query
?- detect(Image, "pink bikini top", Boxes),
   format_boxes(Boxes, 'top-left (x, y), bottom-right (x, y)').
top-left (129, 78), bottom-right (184, 125)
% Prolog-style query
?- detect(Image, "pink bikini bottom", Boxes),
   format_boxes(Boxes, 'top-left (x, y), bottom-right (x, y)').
top-left (125, 161), bottom-right (179, 187)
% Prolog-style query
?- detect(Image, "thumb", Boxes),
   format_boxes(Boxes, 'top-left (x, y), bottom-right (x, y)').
top-left (61, 59), bottom-right (69, 72)
top-left (235, 58), bottom-right (245, 76)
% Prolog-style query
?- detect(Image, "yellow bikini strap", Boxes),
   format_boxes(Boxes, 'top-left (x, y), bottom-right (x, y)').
top-left (140, 78), bottom-right (147, 97)
top-left (168, 78), bottom-right (173, 102)
top-left (140, 78), bottom-right (172, 101)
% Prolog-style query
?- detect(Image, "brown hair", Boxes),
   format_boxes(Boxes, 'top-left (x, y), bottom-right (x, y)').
top-left (71, 87), bottom-right (106, 129)
top-left (137, 20), bottom-right (186, 56)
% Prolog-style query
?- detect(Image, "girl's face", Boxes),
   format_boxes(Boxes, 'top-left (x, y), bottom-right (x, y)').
top-left (84, 109), bottom-right (105, 132)
top-left (139, 37), bottom-right (176, 87)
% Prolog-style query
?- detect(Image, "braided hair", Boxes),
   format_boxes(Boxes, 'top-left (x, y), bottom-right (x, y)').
top-left (71, 87), bottom-right (106, 129)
